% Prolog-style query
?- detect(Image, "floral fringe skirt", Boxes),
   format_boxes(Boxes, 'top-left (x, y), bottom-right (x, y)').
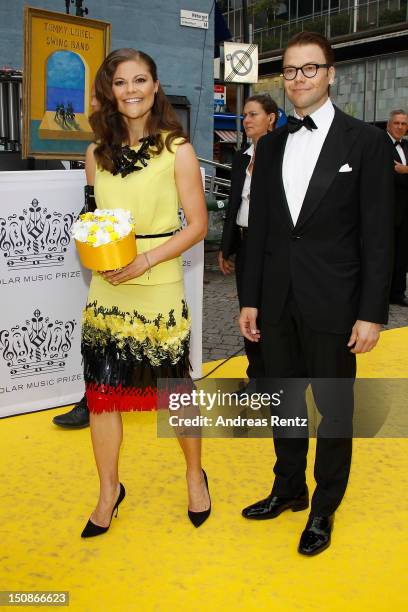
top-left (81, 274), bottom-right (191, 413)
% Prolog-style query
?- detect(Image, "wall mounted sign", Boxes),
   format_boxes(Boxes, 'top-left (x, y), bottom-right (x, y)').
top-left (224, 42), bottom-right (258, 84)
top-left (180, 9), bottom-right (209, 29)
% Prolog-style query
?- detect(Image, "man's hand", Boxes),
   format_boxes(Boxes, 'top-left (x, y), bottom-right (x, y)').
top-left (239, 307), bottom-right (260, 342)
top-left (347, 320), bottom-right (381, 354)
top-left (218, 251), bottom-right (235, 275)
top-left (394, 161), bottom-right (408, 174)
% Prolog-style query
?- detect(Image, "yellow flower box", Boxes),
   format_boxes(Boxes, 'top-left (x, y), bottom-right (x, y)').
top-left (75, 231), bottom-right (136, 271)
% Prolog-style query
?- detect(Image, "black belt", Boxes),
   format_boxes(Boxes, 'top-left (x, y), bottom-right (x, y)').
top-left (135, 231), bottom-right (176, 239)
top-left (238, 226), bottom-right (248, 238)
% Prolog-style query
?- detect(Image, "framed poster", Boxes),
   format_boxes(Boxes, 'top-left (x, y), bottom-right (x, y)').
top-left (22, 7), bottom-right (111, 160)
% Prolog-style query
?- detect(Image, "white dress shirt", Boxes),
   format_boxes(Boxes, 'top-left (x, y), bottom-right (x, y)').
top-left (388, 132), bottom-right (407, 165)
top-left (236, 144), bottom-right (254, 228)
top-left (282, 98), bottom-right (335, 225)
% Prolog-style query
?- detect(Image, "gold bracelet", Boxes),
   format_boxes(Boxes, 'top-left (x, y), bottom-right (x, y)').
top-left (143, 252), bottom-right (152, 279)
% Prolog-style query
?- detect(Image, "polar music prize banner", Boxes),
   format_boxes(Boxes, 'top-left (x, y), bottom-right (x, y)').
top-left (0, 170), bottom-right (203, 418)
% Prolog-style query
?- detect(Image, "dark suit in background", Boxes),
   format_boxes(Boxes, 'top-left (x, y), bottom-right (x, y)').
top-left (242, 106), bottom-right (394, 516)
top-left (389, 137), bottom-right (408, 303)
top-left (221, 149), bottom-right (264, 378)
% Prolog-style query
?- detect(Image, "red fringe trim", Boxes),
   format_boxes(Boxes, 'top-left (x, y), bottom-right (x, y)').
top-left (85, 383), bottom-right (192, 413)
top-left (86, 383), bottom-right (157, 413)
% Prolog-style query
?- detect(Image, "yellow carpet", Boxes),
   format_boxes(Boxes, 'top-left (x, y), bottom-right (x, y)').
top-left (0, 328), bottom-right (407, 612)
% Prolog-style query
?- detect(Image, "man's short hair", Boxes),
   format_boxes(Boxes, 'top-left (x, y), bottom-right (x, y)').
top-left (388, 109), bottom-right (407, 120)
top-left (284, 31), bottom-right (335, 66)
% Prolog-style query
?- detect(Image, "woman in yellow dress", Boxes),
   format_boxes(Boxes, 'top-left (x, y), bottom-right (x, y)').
top-left (80, 48), bottom-right (209, 537)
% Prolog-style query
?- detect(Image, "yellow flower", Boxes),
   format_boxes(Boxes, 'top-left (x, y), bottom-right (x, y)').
top-left (87, 235), bottom-right (97, 244)
top-left (109, 231), bottom-right (120, 241)
top-left (80, 212), bottom-right (94, 221)
top-left (89, 224), bottom-right (99, 233)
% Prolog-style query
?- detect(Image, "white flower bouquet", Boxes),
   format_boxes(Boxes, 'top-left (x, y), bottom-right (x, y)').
top-left (72, 208), bottom-right (136, 271)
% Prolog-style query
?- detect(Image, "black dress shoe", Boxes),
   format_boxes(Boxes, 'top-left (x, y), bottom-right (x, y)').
top-left (53, 395), bottom-right (89, 429)
top-left (298, 514), bottom-right (334, 556)
top-left (188, 470), bottom-right (211, 528)
top-left (390, 296), bottom-right (408, 307)
top-left (81, 483), bottom-right (126, 538)
top-left (242, 486), bottom-right (309, 520)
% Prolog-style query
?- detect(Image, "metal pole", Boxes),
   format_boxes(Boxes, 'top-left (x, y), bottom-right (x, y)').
top-left (242, 0), bottom-right (249, 147)
top-left (327, 0), bottom-right (331, 38)
top-left (236, 84), bottom-right (242, 150)
top-left (353, 0), bottom-right (358, 32)
top-left (248, 23), bottom-right (254, 98)
top-left (373, 57), bottom-right (378, 123)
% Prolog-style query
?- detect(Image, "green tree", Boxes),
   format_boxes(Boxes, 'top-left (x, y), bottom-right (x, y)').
top-left (252, 0), bottom-right (283, 28)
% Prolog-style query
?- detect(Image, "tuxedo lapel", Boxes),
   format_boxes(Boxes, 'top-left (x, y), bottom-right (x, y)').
top-left (275, 129), bottom-right (294, 229)
top-left (295, 108), bottom-right (361, 230)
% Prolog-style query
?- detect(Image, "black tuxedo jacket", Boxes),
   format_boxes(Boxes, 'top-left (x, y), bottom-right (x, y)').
top-left (389, 136), bottom-right (408, 226)
top-left (242, 106), bottom-right (394, 334)
top-left (220, 148), bottom-right (251, 258)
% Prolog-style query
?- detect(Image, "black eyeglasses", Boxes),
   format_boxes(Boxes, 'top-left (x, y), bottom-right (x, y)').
top-left (281, 63), bottom-right (332, 81)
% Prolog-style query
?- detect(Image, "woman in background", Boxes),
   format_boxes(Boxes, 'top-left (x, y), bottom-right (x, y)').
top-left (219, 94), bottom-right (278, 385)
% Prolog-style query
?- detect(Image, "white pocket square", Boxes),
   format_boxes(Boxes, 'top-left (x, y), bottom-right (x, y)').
top-left (339, 163), bottom-right (352, 172)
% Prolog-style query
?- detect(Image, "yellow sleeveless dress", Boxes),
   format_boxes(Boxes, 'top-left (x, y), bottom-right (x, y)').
top-left (81, 135), bottom-right (191, 412)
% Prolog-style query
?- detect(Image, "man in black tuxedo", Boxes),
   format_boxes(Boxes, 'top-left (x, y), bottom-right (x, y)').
top-left (239, 32), bottom-right (394, 556)
top-left (387, 109), bottom-right (408, 306)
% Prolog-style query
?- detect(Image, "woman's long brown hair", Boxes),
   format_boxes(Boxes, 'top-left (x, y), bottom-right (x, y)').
top-left (90, 48), bottom-right (187, 172)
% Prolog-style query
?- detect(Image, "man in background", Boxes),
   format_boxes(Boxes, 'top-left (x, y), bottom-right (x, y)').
top-left (387, 109), bottom-right (408, 307)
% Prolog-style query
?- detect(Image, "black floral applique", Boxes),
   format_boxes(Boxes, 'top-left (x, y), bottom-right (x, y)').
top-left (112, 136), bottom-right (157, 178)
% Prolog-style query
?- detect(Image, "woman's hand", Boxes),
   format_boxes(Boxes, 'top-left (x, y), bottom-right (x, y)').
top-left (101, 253), bottom-right (149, 285)
top-left (218, 251), bottom-right (235, 275)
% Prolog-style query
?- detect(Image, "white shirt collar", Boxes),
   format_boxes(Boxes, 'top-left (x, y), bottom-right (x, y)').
top-left (387, 132), bottom-right (400, 144)
top-left (294, 97), bottom-right (334, 130)
top-left (244, 143), bottom-right (255, 157)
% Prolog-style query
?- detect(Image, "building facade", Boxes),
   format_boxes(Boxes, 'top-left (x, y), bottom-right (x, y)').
top-left (0, 0), bottom-right (215, 159)
top-left (221, 0), bottom-right (408, 123)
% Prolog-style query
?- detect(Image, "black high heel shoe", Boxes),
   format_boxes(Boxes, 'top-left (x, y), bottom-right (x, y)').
top-left (81, 483), bottom-right (126, 538)
top-left (188, 470), bottom-right (211, 528)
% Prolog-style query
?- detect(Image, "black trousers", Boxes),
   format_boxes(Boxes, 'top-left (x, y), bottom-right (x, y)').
top-left (235, 228), bottom-right (264, 378)
top-left (390, 211), bottom-right (408, 300)
top-left (261, 291), bottom-right (356, 517)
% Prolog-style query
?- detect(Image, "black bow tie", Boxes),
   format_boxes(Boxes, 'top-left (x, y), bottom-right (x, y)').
top-left (394, 140), bottom-right (402, 146)
top-left (287, 114), bottom-right (318, 134)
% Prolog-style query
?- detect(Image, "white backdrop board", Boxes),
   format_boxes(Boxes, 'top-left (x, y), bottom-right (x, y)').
top-left (0, 170), bottom-right (203, 418)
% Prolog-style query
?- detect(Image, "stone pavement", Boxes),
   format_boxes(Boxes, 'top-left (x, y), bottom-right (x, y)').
top-left (202, 247), bottom-right (408, 363)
